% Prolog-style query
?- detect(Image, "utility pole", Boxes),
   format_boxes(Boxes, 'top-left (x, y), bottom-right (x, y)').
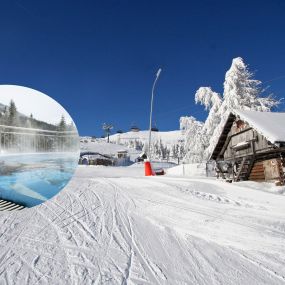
top-left (102, 123), bottom-right (113, 143)
top-left (148, 68), bottom-right (162, 161)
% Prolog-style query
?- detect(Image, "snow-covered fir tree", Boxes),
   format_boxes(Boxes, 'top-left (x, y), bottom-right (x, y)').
top-left (183, 57), bottom-right (280, 163)
top-left (58, 115), bottom-right (67, 131)
top-left (0, 106), bottom-right (9, 125)
top-left (8, 100), bottom-right (19, 126)
top-left (222, 57), bottom-right (278, 113)
top-left (171, 144), bottom-right (179, 160)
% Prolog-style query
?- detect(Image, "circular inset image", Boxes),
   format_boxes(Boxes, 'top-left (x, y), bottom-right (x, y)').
top-left (0, 85), bottom-right (79, 210)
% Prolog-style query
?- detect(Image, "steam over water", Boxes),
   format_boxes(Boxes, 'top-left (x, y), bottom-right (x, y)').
top-left (0, 153), bottom-right (79, 207)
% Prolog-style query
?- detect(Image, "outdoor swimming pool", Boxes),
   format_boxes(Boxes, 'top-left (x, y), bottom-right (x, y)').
top-left (0, 153), bottom-right (79, 207)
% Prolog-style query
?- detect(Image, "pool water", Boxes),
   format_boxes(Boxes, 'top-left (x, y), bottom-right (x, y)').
top-left (0, 153), bottom-right (79, 207)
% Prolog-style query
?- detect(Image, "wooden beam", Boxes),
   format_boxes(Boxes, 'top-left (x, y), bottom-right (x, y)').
top-left (235, 157), bottom-right (246, 181)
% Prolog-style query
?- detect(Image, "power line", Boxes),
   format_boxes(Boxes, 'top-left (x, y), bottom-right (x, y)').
top-left (264, 75), bottom-right (285, 84)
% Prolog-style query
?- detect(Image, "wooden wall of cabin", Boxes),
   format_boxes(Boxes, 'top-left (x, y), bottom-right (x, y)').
top-left (249, 158), bottom-right (284, 184)
top-left (249, 161), bottom-right (265, 181)
top-left (223, 119), bottom-right (274, 160)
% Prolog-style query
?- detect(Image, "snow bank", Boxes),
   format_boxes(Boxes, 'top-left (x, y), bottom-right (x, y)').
top-left (236, 181), bottom-right (285, 195)
top-left (166, 163), bottom-right (207, 177)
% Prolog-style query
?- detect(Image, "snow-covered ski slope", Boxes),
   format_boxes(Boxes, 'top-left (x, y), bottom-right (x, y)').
top-left (80, 139), bottom-right (130, 155)
top-left (109, 130), bottom-right (184, 146)
top-left (0, 165), bottom-right (285, 284)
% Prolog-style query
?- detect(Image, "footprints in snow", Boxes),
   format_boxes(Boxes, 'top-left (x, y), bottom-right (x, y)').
top-left (183, 189), bottom-right (254, 208)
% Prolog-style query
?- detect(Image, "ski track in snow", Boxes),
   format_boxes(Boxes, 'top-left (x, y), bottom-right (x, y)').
top-left (0, 166), bottom-right (285, 284)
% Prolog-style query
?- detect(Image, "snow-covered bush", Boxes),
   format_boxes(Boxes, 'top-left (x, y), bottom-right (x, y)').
top-left (180, 116), bottom-right (205, 163)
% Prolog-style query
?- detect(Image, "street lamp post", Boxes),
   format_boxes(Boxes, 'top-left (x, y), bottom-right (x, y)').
top-left (148, 68), bottom-right (162, 162)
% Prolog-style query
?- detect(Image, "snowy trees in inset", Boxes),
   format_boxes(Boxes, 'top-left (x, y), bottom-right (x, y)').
top-left (0, 106), bottom-right (9, 125)
top-left (8, 100), bottom-right (18, 126)
top-left (1, 100), bottom-right (20, 127)
top-left (58, 115), bottom-right (67, 132)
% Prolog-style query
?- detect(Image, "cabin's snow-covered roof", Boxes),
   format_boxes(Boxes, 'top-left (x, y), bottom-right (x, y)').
top-left (233, 110), bottom-right (285, 143)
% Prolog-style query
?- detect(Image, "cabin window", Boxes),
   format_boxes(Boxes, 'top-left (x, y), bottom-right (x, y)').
top-left (236, 120), bottom-right (245, 129)
top-left (233, 120), bottom-right (247, 133)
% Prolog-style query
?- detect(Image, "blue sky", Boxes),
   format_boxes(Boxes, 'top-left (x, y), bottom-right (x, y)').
top-left (1, 0), bottom-right (285, 135)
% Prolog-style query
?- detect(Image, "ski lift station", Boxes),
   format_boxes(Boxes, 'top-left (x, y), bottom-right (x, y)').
top-left (130, 125), bottom-right (140, 132)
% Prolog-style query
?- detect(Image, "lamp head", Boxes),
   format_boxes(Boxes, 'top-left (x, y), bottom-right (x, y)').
top-left (156, 68), bottom-right (162, 78)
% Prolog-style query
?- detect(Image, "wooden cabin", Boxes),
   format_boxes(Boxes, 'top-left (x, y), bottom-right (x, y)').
top-left (135, 152), bottom-right (148, 162)
top-left (210, 110), bottom-right (285, 185)
top-left (116, 150), bottom-right (128, 159)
